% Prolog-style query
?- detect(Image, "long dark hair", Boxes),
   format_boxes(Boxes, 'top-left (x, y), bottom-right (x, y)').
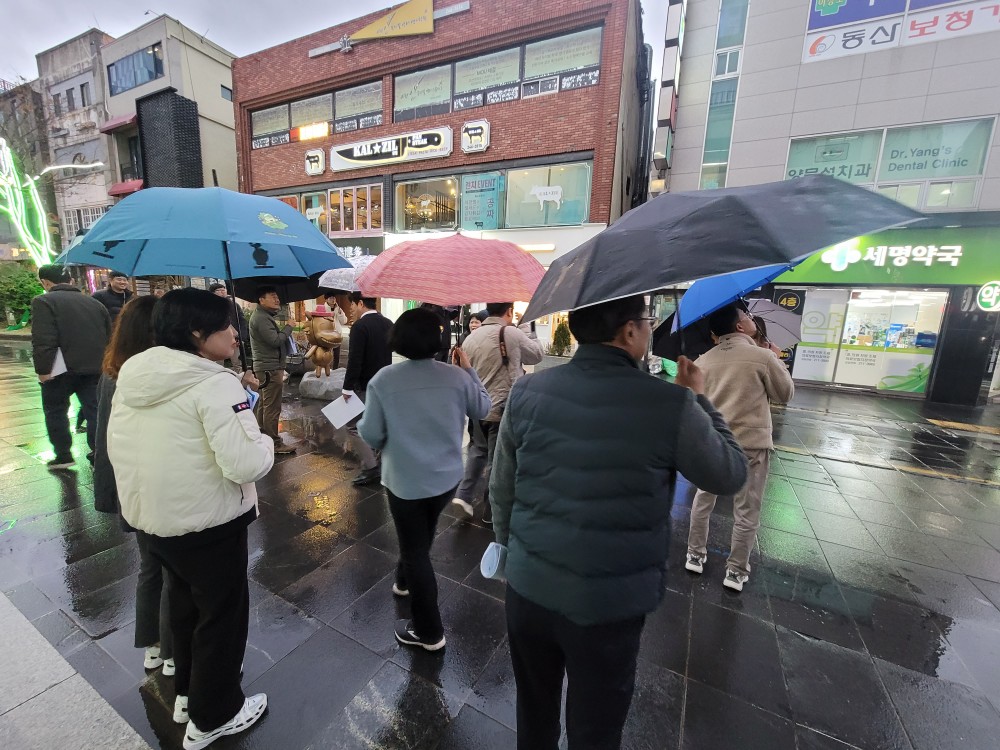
top-left (102, 295), bottom-right (158, 379)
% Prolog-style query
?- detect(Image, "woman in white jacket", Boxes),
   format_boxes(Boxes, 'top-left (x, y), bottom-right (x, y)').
top-left (109, 288), bottom-right (274, 750)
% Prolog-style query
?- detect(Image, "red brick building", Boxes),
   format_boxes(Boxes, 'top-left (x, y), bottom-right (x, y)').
top-left (232, 0), bottom-right (652, 324)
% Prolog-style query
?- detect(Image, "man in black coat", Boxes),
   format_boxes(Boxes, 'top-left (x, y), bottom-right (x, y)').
top-left (91, 271), bottom-right (133, 322)
top-left (31, 265), bottom-right (112, 469)
top-left (343, 293), bottom-right (392, 485)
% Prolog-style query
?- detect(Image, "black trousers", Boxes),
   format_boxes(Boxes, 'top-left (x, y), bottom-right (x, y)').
top-left (506, 586), bottom-right (645, 750)
top-left (139, 522), bottom-right (250, 732)
top-left (386, 487), bottom-right (454, 642)
top-left (133, 533), bottom-right (172, 656)
top-left (41, 372), bottom-right (98, 458)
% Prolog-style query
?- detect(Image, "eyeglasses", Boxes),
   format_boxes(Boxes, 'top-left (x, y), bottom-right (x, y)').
top-left (633, 316), bottom-right (658, 327)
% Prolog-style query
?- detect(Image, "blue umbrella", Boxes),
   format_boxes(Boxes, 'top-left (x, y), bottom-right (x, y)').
top-left (63, 187), bottom-right (351, 279)
top-left (677, 263), bottom-right (793, 328)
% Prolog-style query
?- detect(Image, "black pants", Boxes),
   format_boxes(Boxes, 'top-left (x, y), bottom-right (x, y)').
top-left (139, 523), bottom-right (250, 732)
top-left (41, 372), bottom-right (98, 458)
top-left (387, 487), bottom-right (454, 642)
top-left (506, 586), bottom-right (645, 750)
top-left (133, 533), bottom-right (172, 656)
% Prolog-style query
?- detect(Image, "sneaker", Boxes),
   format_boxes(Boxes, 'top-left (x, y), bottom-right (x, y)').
top-left (685, 553), bottom-right (706, 575)
top-left (394, 619), bottom-right (445, 652)
top-left (173, 695), bottom-right (188, 724)
top-left (392, 583), bottom-right (410, 597)
top-left (47, 456), bottom-right (74, 470)
top-left (143, 646), bottom-right (163, 670)
top-left (274, 442), bottom-right (296, 455)
top-left (451, 497), bottom-right (474, 518)
top-left (182, 694), bottom-right (267, 750)
top-left (724, 570), bottom-right (750, 592)
top-left (162, 657), bottom-right (175, 676)
top-left (482, 504), bottom-right (493, 526)
top-left (352, 465), bottom-right (381, 485)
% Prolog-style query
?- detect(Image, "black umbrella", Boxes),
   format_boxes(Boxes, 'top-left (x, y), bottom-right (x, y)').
top-left (232, 275), bottom-right (322, 304)
top-left (523, 175), bottom-right (923, 321)
top-left (652, 312), bottom-right (715, 361)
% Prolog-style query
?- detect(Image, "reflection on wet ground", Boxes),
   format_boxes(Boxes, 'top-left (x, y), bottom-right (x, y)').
top-left (1, 341), bottom-right (1000, 749)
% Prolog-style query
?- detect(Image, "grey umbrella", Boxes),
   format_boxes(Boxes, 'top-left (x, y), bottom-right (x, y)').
top-left (746, 298), bottom-right (802, 351)
top-left (523, 175), bottom-right (923, 321)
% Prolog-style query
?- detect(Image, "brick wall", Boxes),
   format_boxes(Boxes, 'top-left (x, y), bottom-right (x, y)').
top-left (231, 0), bottom-right (637, 225)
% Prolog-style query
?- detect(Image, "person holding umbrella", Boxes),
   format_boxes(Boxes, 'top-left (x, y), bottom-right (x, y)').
top-left (249, 286), bottom-right (296, 454)
top-left (684, 303), bottom-right (794, 592)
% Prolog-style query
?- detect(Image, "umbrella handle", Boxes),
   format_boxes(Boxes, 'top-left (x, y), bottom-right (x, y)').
top-left (257, 370), bottom-right (271, 389)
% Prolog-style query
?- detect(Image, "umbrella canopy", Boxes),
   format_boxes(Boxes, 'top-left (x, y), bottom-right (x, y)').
top-left (357, 235), bottom-right (545, 306)
top-left (523, 175), bottom-right (923, 321)
top-left (232, 275), bottom-right (323, 304)
top-left (746, 298), bottom-right (802, 351)
top-left (62, 187), bottom-right (351, 279)
top-left (318, 255), bottom-right (376, 293)
top-left (678, 263), bottom-right (792, 327)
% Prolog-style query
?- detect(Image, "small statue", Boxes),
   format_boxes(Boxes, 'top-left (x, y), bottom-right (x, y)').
top-left (303, 304), bottom-right (345, 377)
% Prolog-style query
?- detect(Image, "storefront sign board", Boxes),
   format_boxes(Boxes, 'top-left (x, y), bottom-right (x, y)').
top-left (461, 173), bottom-right (502, 230)
top-left (792, 289), bottom-right (849, 382)
top-left (330, 127), bottom-right (452, 171)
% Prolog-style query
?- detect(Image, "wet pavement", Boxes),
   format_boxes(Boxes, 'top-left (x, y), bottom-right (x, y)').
top-left (1, 339), bottom-right (1000, 749)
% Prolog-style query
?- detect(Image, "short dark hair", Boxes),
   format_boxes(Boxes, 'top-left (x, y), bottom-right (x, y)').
top-left (568, 296), bottom-right (646, 344)
top-left (350, 292), bottom-right (377, 309)
top-left (38, 264), bottom-right (71, 284)
top-left (707, 303), bottom-right (741, 337)
top-left (256, 285), bottom-right (278, 302)
top-left (389, 308), bottom-right (442, 360)
top-left (109, 271), bottom-right (129, 280)
top-left (154, 288), bottom-right (232, 354)
top-left (485, 302), bottom-right (514, 318)
top-left (209, 282), bottom-right (228, 294)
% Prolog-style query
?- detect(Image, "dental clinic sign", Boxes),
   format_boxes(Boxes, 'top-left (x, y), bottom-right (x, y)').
top-left (775, 228), bottom-right (1000, 285)
top-left (803, 1), bottom-right (1000, 63)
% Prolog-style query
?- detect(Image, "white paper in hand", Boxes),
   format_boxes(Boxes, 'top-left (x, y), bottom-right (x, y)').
top-left (321, 395), bottom-right (365, 429)
top-left (49, 348), bottom-right (67, 378)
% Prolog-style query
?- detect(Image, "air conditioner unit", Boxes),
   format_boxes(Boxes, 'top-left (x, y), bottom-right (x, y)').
top-left (75, 121), bottom-right (97, 131)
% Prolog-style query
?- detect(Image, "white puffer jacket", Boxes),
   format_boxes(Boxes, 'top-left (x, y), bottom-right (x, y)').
top-left (109, 346), bottom-right (275, 537)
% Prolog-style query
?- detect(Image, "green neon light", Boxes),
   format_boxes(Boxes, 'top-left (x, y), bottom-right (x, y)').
top-left (0, 137), bottom-right (53, 266)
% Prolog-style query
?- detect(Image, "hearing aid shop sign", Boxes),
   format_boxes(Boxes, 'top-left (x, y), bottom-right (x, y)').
top-left (330, 127), bottom-right (453, 171)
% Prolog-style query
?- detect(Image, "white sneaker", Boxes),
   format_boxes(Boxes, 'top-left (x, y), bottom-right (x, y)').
top-left (451, 498), bottom-right (474, 518)
top-left (162, 657), bottom-right (175, 676)
top-left (182, 694), bottom-right (267, 750)
top-left (391, 583), bottom-right (410, 596)
top-left (724, 570), bottom-right (750, 592)
top-left (685, 553), bottom-right (706, 575)
top-left (143, 646), bottom-right (163, 669)
top-left (173, 695), bottom-right (188, 724)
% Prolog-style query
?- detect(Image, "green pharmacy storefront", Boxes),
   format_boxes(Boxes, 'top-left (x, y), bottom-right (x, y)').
top-left (773, 227), bottom-right (1000, 406)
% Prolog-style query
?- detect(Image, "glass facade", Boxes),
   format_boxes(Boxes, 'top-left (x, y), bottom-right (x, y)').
top-left (329, 184), bottom-right (382, 233)
top-left (505, 163), bottom-right (591, 228)
top-left (396, 178), bottom-right (458, 232)
top-left (107, 43), bottom-right (164, 96)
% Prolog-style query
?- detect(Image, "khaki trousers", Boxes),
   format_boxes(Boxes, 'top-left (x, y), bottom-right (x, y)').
top-left (687, 449), bottom-right (770, 576)
top-left (254, 370), bottom-right (284, 445)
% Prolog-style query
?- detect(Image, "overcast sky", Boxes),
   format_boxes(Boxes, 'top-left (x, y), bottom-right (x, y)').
top-left (2, 0), bottom-right (667, 115)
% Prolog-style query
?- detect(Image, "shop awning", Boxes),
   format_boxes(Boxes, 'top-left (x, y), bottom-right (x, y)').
top-left (99, 113), bottom-right (137, 133)
top-left (108, 179), bottom-right (144, 197)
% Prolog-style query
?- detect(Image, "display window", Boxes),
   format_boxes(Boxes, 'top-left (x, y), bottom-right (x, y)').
top-left (301, 192), bottom-right (328, 233)
top-left (395, 178), bottom-right (458, 232)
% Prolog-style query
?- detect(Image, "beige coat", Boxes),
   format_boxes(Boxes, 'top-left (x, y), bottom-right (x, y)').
top-left (462, 318), bottom-right (545, 421)
top-left (696, 333), bottom-right (794, 450)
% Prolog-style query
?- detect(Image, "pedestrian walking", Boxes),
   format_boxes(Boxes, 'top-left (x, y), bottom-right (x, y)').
top-left (452, 302), bottom-right (543, 524)
top-left (489, 295), bottom-right (747, 749)
top-left (249, 286), bottom-right (295, 454)
top-left (109, 288), bottom-right (274, 750)
top-left (343, 292), bottom-right (392, 485)
top-left (31, 265), bottom-right (111, 470)
top-left (92, 295), bottom-right (174, 676)
top-left (358, 308), bottom-right (490, 651)
top-left (92, 271), bottom-right (133, 322)
top-left (685, 302), bottom-right (794, 592)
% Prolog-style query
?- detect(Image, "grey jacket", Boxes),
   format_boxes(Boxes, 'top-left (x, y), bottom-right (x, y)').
top-left (30, 284), bottom-right (111, 375)
top-left (249, 306), bottom-right (290, 372)
top-left (462, 318), bottom-right (544, 421)
top-left (490, 344), bottom-right (747, 626)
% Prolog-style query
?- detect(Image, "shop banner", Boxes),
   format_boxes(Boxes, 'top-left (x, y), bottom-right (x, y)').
top-left (775, 228), bottom-right (1000, 286)
top-left (792, 289), bottom-right (849, 382)
top-left (330, 127), bottom-right (452, 171)
top-left (461, 173), bottom-right (502, 230)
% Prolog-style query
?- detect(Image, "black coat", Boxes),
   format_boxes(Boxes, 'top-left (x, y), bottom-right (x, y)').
top-left (344, 311), bottom-right (392, 392)
top-left (30, 285), bottom-right (111, 375)
top-left (92, 287), bottom-right (133, 321)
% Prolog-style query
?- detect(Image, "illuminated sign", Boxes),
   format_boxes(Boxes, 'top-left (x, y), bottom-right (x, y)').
top-left (330, 127), bottom-right (453, 171)
top-left (351, 0), bottom-right (434, 42)
top-left (296, 122), bottom-right (330, 141)
top-left (461, 120), bottom-right (490, 153)
top-left (978, 281), bottom-right (1000, 312)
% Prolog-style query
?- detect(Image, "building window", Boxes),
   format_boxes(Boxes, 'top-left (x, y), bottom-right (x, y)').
top-left (787, 130), bottom-right (882, 184)
top-left (394, 65), bottom-right (452, 123)
top-left (454, 48), bottom-right (521, 110)
top-left (330, 184), bottom-right (382, 233)
top-left (876, 184), bottom-right (922, 209)
top-left (221, 85), bottom-right (233, 101)
top-left (716, 0), bottom-right (750, 49)
top-left (714, 49), bottom-right (740, 78)
top-left (523, 27), bottom-right (602, 79)
top-left (290, 93), bottom-right (333, 129)
top-left (335, 81), bottom-right (383, 133)
top-left (505, 162), bottom-right (592, 228)
top-left (107, 42), bottom-right (164, 96)
top-left (251, 104), bottom-right (290, 137)
top-left (396, 177), bottom-right (458, 232)
top-left (925, 180), bottom-right (978, 209)
top-left (65, 88), bottom-right (76, 112)
top-left (52, 93), bottom-right (61, 116)
top-left (80, 82), bottom-right (91, 107)
top-left (700, 78), bottom-right (738, 188)
top-left (63, 205), bottom-right (109, 243)
top-left (301, 192), bottom-right (328, 233)
top-left (878, 119), bottom-right (991, 182)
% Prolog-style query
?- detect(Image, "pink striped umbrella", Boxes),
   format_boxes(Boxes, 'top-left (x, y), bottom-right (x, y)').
top-left (356, 235), bottom-right (546, 305)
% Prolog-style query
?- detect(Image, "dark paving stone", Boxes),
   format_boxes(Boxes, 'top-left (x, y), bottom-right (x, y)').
top-left (248, 524), bottom-right (347, 593)
top-left (467, 640), bottom-right (516, 730)
top-left (462, 564), bottom-right (506, 602)
top-left (97, 620), bottom-right (152, 684)
top-left (841, 495), bottom-right (919, 531)
top-left (936, 618), bottom-right (1000, 711)
top-left (65, 572), bottom-right (139, 637)
top-left (820, 542), bottom-right (918, 606)
top-left (933, 538), bottom-right (1000, 583)
top-left (30, 607), bottom-right (91, 655)
top-left (876, 658), bottom-right (1000, 750)
top-left (863, 523), bottom-right (962, 572)
top-left (763, 476), bottom-right (800, 507)
top-left (803, 509), bottom-right (883, 555)
top-left (787, 485), bottom-right (857, 518)
top-left (899, 508), bottom-right (990, 548)
top-left (4, 579), bottom-right (57, 620)
top-left (782, 465), bottom-right (835, 485)
top-left (621, 660), bottom-right (684, 750)
top-left (242, 626), bottom-right (384, 749)
top-left (429, 523), bottom-right (497, 582)
top-left (247, 503), bottom-right (317, 553)
top-left (966, 521), bottom-right (1000, 552)
top-left (65, 640), bottom-right (141, 701)
top-left (247, 593), bottom-right (322, 666)
top-left (759, 501), bottom-right (815, 537)
top-left (795, 727), bottom-right (865, 750)
top-left (688, 600), bottom-right (790, 718)
top-left (108, 682), bottom-right (183, 749)
top-left (832, 476), bottom-right (887, 500)
top-left (638, 588), bottom-right (691, 674)
top-left (894, 560), bottom-right (1000, 629)
top-left (31, 539), bottom-right (141, 608)
top-left (777, 627), bottom-right (912, 750)
top-left (281, 541), bottom-right (395, 625)
top-left (817, 460), bottom-right (870, 480)
top-left (880, 487), bottom-right (948, 512)
top-left (969, 576), bottom-right (1000, 611)
top-left (310, 660), bottom-right (462, 750)
top-left (391, 584), bottom-right (507, 699)
top-left (758, 528), bottom-right (832, 578)
top-left (435, 705), bottom-right (518, 750)
top-left (0, 504), bottom-right (109, 549)
top-left (682, 679), bottom-right (796, 750)
top-left (763, 569), bottom-right (863, 651)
